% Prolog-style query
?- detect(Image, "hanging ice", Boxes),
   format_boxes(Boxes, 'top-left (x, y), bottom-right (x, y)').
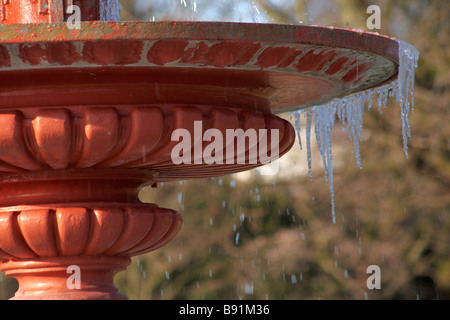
top-left (289, 40), bottom-right (419, 223)
top-left (397, 40), bottom-right (420, 157)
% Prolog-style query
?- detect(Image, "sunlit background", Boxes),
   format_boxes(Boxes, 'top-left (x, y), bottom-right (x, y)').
top-left (1, 0), bottom-right (448, 300)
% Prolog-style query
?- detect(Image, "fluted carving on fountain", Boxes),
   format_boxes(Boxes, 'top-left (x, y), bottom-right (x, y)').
top-left (0, 204), bottom-right (182, 261)
top-left (0, 106), bottom-right (294, 179)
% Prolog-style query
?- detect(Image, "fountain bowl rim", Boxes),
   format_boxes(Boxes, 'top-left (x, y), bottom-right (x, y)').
top-left (0, 21), bottom-right (399, 61)
top-left (0, 21), bottom-right (401, 112)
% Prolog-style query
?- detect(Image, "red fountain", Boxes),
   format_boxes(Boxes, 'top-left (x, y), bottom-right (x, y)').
top-left (0, 0), bottom-right (399, 299)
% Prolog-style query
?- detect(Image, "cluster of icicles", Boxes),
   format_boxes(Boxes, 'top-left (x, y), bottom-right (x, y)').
top-left (289, 40), bottom-right (419, 223)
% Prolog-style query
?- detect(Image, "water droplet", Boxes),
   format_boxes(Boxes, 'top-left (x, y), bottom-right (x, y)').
top-left (291, 274), bottom-right (297, 284)
top-left (245, 283), bottom-right (254, 295)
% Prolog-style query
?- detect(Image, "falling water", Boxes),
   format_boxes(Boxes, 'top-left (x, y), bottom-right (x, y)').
top-left (100, 0), bottom-right (121, 21)
top-left (289, 40), bottom-right (419, 223)
top-left (180, 0), bottom-right (198, 20)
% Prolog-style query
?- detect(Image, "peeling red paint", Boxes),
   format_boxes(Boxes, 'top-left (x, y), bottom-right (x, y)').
top-left (295, 49), bottom-right (338, 72)
top-left (82, 40), bottom-right (144, 66)
top-left (325, 56), bottom-right (350, 75)
top-left (180, 41), bottom-right (210, 65)
top-left (19, 42), bottom-right (80, 66)
top-left (256, 47), bottom-right (301, 69)
top-left (147, 40), bottom-right (189, 65)
top-left (205, 41), bottom-right (261, 68)
top-left (342, 62), bottom-right (373, 83)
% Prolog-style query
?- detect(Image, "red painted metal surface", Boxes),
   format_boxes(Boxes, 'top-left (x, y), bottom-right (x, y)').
top-left (1, 0), bottom-right (110, 24)
top-left (0, 1), bottom-right (400, 300)
top-left (0, 21), bottom-right (398, 113)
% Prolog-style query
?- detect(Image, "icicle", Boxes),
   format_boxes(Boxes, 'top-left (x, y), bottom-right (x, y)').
top-left (396, 40), bottom-right (420, 157)
top-left (346, 92), bottom-right (365, 169)
top-left (312, 102), bottom-right (337, 223)
top-left (289, 40), bottom-right (418, 224)
top-left (336, 99), bottom-right (347, 130)
top-left (305, 108), bottom-right (313, 179)
top-left (290, 111), bottom-right (303, 150)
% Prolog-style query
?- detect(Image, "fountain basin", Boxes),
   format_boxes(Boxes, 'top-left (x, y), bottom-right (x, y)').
top-left (0, 21), bottom-right (399, 113)
top-left (0, 21), bottom-right (400, 178)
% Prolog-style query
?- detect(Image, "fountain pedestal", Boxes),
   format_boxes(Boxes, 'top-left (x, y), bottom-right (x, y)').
top-left (0, 170), bottom-right (182, 299)
top-left (2, 256), bottom-right (131, 300)
top-left (0, 0), bottom-right (400, 300)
